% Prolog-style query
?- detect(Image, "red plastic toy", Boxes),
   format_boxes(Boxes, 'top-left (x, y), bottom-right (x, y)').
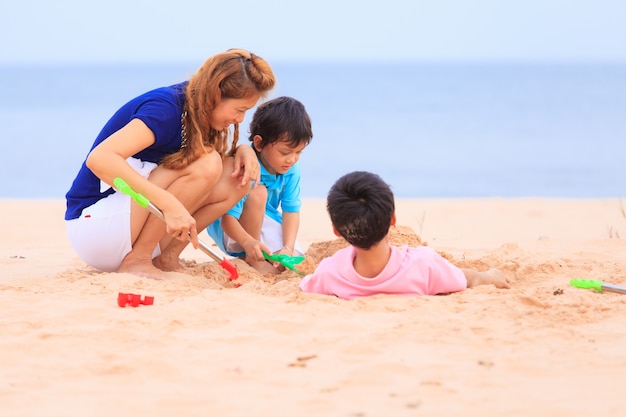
top-left (117, 292), bottom-right (155, 308)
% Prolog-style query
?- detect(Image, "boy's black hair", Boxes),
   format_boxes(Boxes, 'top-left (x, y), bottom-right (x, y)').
top-left (248, 96), bottom-right (313, 148)
top-left (326, 171), bottom-right (395, 249)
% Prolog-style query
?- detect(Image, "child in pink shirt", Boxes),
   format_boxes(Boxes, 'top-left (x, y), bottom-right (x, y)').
top-left (299, 171), bottom-right (511, 300)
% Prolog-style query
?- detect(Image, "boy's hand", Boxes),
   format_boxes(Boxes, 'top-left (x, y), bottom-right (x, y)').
top-left (269, 247), bottom-right (294, 271)
top-left (276, 246), bottom-right (293, 256)
top-left (242, 239), bottom-right (269, 263)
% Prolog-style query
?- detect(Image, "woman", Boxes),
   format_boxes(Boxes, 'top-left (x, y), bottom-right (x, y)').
top-left (65, 48), bottom-right (275, 279)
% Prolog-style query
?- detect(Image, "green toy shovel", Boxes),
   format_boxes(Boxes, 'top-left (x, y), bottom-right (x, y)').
top-left (263, 252), bottom-right (305, 276)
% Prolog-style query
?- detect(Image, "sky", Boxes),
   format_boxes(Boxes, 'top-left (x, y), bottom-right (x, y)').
top-left (1, 0), bottom-right (625, 64)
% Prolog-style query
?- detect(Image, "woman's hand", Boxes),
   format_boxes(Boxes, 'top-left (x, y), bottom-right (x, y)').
top-left (162, 204), bottom-right (198, 249)
top-left (231, 145), bottom-right (260, 188)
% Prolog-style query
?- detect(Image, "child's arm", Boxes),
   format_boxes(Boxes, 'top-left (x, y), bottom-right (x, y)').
top-left (462, 268), bottom-right (511, 289)
top-left (279, 211), bottom-right (300, 255)
top-left (221, 214), bottom-right (270, 262)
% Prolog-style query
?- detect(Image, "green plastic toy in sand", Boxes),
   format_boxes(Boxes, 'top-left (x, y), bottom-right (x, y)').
top-left (569, 278), bottom-right (626, 294)
top-left (263, 252), bottom-right (305, 276)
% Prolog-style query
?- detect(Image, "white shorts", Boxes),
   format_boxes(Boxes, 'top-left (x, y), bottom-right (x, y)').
top-left (222, 214), bottom-right (304, 257)
top-left (65, 157), bottom-right (160, 272)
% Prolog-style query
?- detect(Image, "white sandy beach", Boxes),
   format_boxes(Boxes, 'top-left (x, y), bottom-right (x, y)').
top-left (1, 198), bottom-right (626, 416)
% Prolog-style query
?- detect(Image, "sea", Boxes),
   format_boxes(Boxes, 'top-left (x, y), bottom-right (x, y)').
top-left (1, 60), bottom-right (625, 199)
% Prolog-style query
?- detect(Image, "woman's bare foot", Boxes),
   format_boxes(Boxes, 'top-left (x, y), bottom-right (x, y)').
top-left (153, 252), bottom-right (183, 272)
top-left (118, 254), bottom-right (166, 280)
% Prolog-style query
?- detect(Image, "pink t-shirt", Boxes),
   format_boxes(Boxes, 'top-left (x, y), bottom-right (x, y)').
top-left (299, 245), bottom-right (466, 300)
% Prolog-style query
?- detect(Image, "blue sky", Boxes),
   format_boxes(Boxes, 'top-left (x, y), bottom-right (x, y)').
top-left (1, 0), bottom-right (625, 64)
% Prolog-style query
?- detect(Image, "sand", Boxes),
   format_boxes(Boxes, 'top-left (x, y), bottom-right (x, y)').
top-left (1, 198), bottom-right (626, 417)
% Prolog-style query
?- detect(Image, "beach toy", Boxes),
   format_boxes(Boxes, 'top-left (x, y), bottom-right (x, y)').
top-left (113, 178), bottom-right (239, 281)
top-left (263, 252), bottom-right (305, 276)
top-left (569, 278), bottom-right (626, 294)
top-left (117, 292), bottom-right (155, 307)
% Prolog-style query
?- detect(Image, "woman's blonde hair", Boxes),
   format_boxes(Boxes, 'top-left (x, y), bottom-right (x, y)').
top-left (162, 49), bottom-right (275, 169)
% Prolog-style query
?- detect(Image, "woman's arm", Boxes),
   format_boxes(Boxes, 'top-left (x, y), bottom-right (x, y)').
top-left (86, 118), bottom-right (198, 245)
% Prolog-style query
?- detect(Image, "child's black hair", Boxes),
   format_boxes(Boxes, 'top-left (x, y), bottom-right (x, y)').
top-left (248, 96), bottom-right (313, 148)
top-left (326, 171), bottom-right (395, 249)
